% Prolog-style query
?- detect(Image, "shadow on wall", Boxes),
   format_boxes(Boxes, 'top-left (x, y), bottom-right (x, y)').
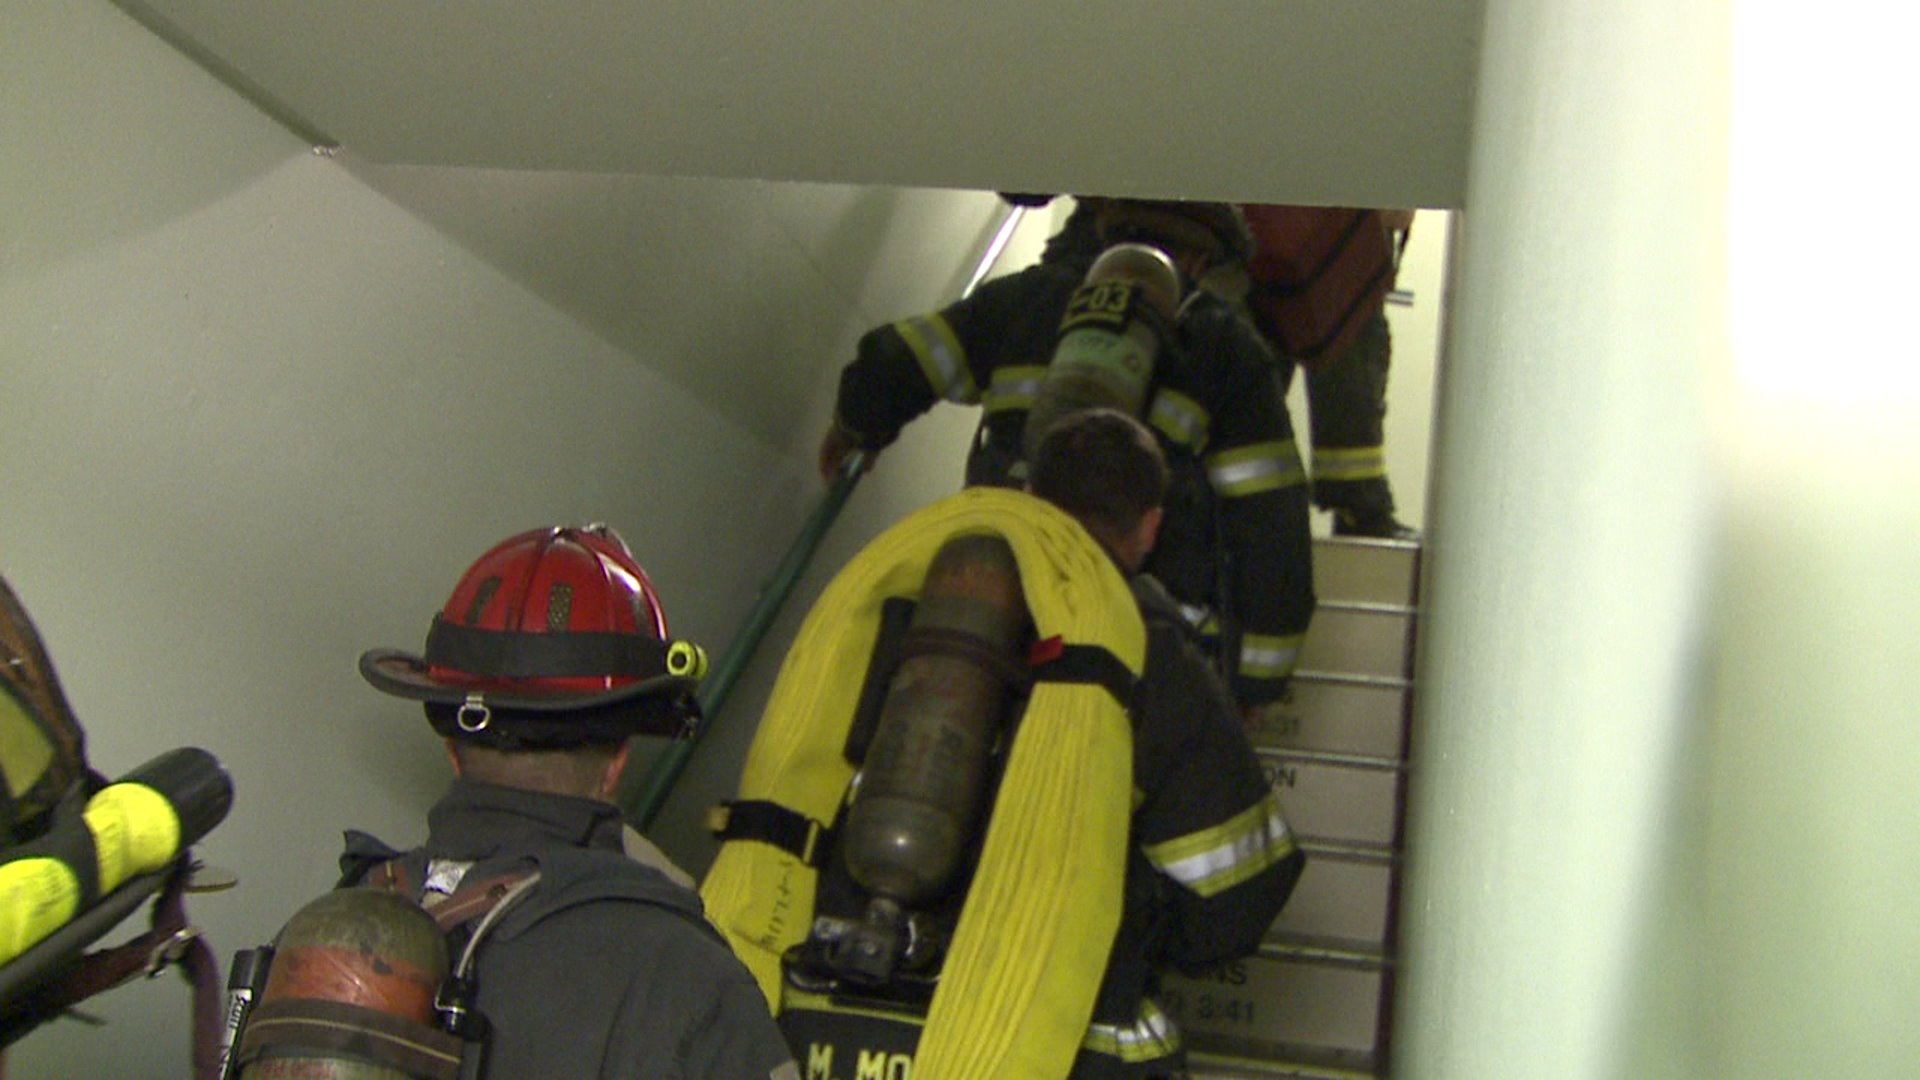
top-left (3, 1), bottom-right (308, 286)
top-left (337, 162), bottom-right (1004, 454)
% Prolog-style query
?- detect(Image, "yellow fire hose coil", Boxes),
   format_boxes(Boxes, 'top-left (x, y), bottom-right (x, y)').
top-left (702, 486), bottom-right (1143, 1080)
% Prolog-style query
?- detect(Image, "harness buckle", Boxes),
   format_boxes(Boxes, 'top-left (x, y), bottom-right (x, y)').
top-left (144, 926), bottom-right (200, 978)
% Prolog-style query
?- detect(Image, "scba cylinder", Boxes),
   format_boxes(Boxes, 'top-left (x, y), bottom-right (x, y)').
top-left (1021, 242), bottom-right (1183, 460)
top-left (833, 532), bottom-right (1028, 979)
top-left (237, 888), bottom-right (453, 1080)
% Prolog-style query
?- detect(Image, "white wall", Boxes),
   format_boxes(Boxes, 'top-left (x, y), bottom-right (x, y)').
top-left (0, 3), bottom-right (1041, 1073)
top-left (1684, 4), bottom-right (1920, 1076)
top-left (1393, 0), bottom-right (1726, 1076)
top-left (1397, 0), bottom-right (1920, 1074)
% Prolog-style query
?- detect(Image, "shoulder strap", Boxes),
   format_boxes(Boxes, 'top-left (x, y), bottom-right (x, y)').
top-left (707, 799), bottom-right (829, 867)
top-left (363, 857), bottom-right (541, 936)
top-left (1026, 635), bottom-right (1137, 711)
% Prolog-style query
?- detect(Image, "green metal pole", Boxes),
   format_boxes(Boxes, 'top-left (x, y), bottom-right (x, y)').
top-left (622, 454), bottom-right (865, 828)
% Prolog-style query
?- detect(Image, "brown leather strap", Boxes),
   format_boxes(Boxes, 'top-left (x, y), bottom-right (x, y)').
top-left (419, 871), bottom-right (537, 934)
top-left (366, 858), bottom-right (538, 935)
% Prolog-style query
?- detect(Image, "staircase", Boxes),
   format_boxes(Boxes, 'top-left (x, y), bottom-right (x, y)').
top-left (1165, 535), bottom-right (1422, 1079)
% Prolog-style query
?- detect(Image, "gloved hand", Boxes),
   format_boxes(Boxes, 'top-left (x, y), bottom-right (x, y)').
top-left (817, 419), bottom-right (875, 484)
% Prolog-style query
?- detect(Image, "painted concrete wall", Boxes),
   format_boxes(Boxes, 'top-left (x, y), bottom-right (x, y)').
top-left (1681, 4), bottom-right (1920, 1076)
top-left (1393, 0), bottom-right (1727, 1076)
top-left (0, 3), bottom-right (1048, 1072)
top-left (1396, 0), bottom-right (1920, 1077)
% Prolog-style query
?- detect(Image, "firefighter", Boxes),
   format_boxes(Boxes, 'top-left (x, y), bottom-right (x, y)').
top-left (1244, 205), bottom-right (1419, 540)
top-left (817, 197), bottom-right (1315, 712)
top-left (712, 410), bottom-right (1302, 1079)
top-left (1036, 200), bottom-right (1420, 540)
top-left (1284, 305), bottom-right (1417, 539)
top-left (333, 525), bottom-right (797, 1080)
top-left (1027, 408), bottom-right (1306, 1076)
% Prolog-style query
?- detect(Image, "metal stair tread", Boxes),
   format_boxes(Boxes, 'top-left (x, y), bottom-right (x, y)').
top-left (1312, 535), bottom-right (1420, 553)
top-left (1256, 930), bottom-right (1393, 970)
top-left (1295, 835), bottom-right (1400, 865)
top-left (1315, 598), bottom-right (1417, 616)
top-left (1290, 669), bottom-right (1413, 691)
top-left (1188, 1041), bottom-right (1382, 1079)
top-left (1258, 745), bottom-right (1405, 772)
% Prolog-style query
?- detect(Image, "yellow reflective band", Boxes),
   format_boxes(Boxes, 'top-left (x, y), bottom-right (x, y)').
top-left (1142, 791), bottom-right (1296, 899)
top-left (1312, 444), bottom-right (1388, 482)
top-left (0, 857), bottom-right (81, 964)
top-left (84, 781), bottom-right (182, 892)
top-left (1206, 441), bottom-right (1307, 497)
top-left (1238, 631), bottom-right (1304, 680)
top-left (981, 365), bottom-right (1047, 415)
top-left (1082, 998), bottom-right (1183, 1062)
top-left (1147, 389), bottom-right (1210, 452)
top-left (894, 314), bottom-right (977, 403)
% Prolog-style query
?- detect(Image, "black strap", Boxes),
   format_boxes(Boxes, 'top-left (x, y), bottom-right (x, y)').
top-left (897, 626), bottom-right (1031, 689)
top-left (1027, 637), bottom-right (1137, 710)
top-left (236, 998), bottom-right (464, 1080)
top-left (424, 616), bottom-right (673, 680)
top-left (845, 597), bottom-right (918, 766)
top-left (711, 800), bottom-right (827, 867)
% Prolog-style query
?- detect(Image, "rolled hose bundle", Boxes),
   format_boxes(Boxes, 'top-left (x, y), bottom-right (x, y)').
top-left (0, 747), bottom-right (233, 968)
top-left (702, 487), bottom-right (1144, 1080)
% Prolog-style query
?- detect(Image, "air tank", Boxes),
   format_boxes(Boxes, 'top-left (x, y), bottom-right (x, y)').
top-left (1021, 242), bottom-right (1183, 460)
top-left (236, 888), bottom-right (451, 1079)
top-left (831, 532), bottom-right (1028, 982)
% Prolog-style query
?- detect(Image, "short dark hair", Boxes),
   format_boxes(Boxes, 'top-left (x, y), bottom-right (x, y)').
top-left (1029, 409), bottom-right (1168, 546)
top-left (447, 739), bottom-right (626, 799)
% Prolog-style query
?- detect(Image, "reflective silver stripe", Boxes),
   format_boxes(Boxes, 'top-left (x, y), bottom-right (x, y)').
top-left (1146, 793), bottom-right (1296, 899)
top-left (894, 314), bottom-right (976, 403)
top-left (1239, 631), bottom-right (1304, 680)
top-left (1176, 603), bottom-right (1217, 634)
top-left (1313, 444), bottom-right (1388, 481)
top-left (422, 858), bottom-right (473, 899)
top-left (1082, 998), bottom-right (1182, 1062)
top-left (1147, 389), bottom-right (1210, 451)
top-left (1207, 440), bottom-right (1307, 497)
top-left (981, 365), bottom-right (1047, 414)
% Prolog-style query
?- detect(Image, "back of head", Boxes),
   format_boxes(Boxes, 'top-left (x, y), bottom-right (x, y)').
top-left (1029, 409), bottom-right (1169, 551)
top-left (441, 736), bottom-right (626, 799)
top-left (359, 524), bottom-right (710, 772)
top-left (1084, 198), bottom-right (1255, 270)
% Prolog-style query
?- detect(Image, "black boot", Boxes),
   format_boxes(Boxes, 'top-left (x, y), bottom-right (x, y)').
top-left (1331, 507), bottom-right (1420, 541)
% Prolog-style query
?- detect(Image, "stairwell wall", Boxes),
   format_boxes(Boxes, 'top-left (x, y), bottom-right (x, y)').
top-left (0, 2), bottom-right (1046, 1074)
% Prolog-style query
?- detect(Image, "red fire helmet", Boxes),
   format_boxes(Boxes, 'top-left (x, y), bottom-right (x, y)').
top-left (359, 526), bottom-right (707, 723)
